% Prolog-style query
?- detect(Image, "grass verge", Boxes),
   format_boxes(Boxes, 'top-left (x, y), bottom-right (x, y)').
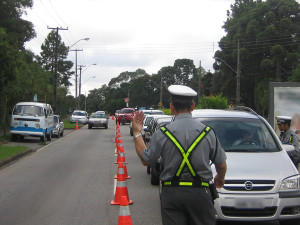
top-left (0, 145), bottom-right (29, 161)
top-left (63, 120), bottom-right (83, 129)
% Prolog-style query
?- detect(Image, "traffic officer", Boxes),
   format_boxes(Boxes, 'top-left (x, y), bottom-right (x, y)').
top-left (277, 116), bottom-right (299, 168)
top-left (132, 85), bottom-right (227, 225)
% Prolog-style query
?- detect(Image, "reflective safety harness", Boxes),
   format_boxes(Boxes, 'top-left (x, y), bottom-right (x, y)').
top-left (160, 125), bottom-right (211, 188)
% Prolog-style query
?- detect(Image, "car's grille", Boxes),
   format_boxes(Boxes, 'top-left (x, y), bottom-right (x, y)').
top-left (224, 180), bottom-right (275, 191)
top-left (221, 206), bottom-right (277, 217)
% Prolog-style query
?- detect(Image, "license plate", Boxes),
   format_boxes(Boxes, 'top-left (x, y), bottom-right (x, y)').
top-left (235, 198), bottom-right (264, 209)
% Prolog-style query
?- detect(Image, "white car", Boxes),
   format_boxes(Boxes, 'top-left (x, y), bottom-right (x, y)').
top-left (191, 107), bottom-right (300, 225)
top-left (88, 113), bottom-right (108, 129)
top-left (70, 110), bottom-right (88, 124)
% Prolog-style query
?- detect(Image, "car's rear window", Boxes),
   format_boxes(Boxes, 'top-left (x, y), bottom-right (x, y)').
top-left (120, 109), bottom-right (133, 113)
top-left (195, 118), bottom-right (279, 152)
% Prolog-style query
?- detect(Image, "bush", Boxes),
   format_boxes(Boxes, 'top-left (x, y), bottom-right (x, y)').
top-left (196, 94), bottom-right (228, 109)
top-left (162, 108), bottom-right (172, 115)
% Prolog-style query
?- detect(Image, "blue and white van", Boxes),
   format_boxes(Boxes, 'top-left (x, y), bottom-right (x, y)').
top-left (10, 102), bottom-right (54, 141)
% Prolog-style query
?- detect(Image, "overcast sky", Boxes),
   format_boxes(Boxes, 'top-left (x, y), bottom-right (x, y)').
top-left (23, 0), bottom-right (236, 96)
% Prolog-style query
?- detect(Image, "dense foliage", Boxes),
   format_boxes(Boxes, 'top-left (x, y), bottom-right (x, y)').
top-left (0, 0), bottom-right (299, 135)
top-left (213, 0), bottom-right (300, 114)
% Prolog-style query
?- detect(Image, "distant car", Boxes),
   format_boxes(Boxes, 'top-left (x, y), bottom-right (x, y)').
top-left (70, 110), bottom-right (88, 124)
top-left (115, 108), bottom-right (135, 125)
top-left (53, 115), bottom-right (64, 138)
top-left (88, 113), bottom-right (108, 129)
top-left (129, 109), bottom-right (165, 136)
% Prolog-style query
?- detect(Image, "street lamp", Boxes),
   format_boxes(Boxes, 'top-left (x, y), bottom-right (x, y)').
top-left (69, 38), bottom-right (90, 109)
top-left (81, 76), bottom-right (95, 111)
top-left (214, 56), bottom-right (241, 105)
top-left (78, 63), bottom-right (96, 109)
top-left (69, 38), bottom-right (90, 49)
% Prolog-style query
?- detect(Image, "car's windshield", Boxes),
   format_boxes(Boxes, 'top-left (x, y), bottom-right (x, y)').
top-left (120, 109), bottom-right (133, 114)
top-left (144, 117), bottom-right (154, 126)
top-left (54, 116), bottom-right (59, 123)
top-left (13, 105), bottom-right (44, 116)
top-left (195, 118), bottom-right (279, 152)
top-left (73, 111), bottom-right (86, 116)
top-left (90, 114), bottom-right (106, 118)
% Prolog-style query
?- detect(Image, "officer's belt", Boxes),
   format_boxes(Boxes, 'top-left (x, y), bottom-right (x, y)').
top-left (162, 180), bottom-right (209, 187)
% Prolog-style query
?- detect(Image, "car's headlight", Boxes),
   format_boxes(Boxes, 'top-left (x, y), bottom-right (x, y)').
top-left (280, 175), bottom-right (300, 191)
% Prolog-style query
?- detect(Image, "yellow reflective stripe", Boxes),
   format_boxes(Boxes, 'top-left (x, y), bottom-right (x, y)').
top-left (201, 182), bottom-right (209, 187)
top-left (164, 181), bottom-right (171, 185)
top-left (179, 182), bottom-right (193, 186)
top-left (161, 126), bottom-right (210, 178)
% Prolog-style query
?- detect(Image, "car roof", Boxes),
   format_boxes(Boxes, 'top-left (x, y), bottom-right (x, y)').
top-left (192, 109), bottom-right (259, 119)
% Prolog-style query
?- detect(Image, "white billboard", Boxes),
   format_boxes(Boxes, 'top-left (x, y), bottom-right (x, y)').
top-left (269, 82), bottom-right (300, 137)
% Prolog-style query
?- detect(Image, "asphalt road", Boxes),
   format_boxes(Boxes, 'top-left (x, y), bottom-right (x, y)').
top-left (0, 120), bottom-right (161, 225)
top-left (0, 119), bottom-right (284, 225)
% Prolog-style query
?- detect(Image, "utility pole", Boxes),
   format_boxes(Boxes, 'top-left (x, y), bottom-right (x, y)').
top-left (236, 39), bottom-right (241, 106)
top-left (47, 27), bottom-right (68, 112)
top-left (70, 49), bottom-right (83, 109)
top-left (78, 65), bottom-right (86, 110)
top-left (198, 60), bottom-right (202, 105)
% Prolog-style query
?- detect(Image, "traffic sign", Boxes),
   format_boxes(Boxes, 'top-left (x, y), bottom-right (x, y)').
top-left (125, 98), bottom-right (129, 103)
top-left (158, 102), bottom-right (163, 106)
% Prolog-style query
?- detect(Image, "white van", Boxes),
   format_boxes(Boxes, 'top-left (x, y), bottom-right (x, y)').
top-left (10, 102), bottom-right (54, 141)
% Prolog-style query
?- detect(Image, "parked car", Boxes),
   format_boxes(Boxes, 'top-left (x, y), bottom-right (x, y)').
top-left (143, 115), bottom-right (173, 185)
top-left (115, 108), bottom-right (135, 125)
top-left (129, 109), bottom-right (165, 136)
top-left (70, 110), bottom-right (88, 124)
top-left (189, 107), bottom-right (300, 224)
top-left (88, 113), bottom-right (108, 129)
top-left (10, 102), bottom-right (54, 142)
top-left (53, 115), bottom-right (64, 138)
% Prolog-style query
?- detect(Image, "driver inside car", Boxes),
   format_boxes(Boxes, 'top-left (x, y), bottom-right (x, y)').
top-left (233, 130), bottom-right (255, 146)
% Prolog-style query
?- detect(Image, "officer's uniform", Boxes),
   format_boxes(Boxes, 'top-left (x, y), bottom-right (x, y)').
top-left (277, 116), bottom-right (299, 152)
top-left (141, 85), bottom-right (227, 225)
top-left (277, 116), bottom-right (299, 168)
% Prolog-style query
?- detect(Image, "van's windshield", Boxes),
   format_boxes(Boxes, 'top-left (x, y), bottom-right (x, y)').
top-left (195, 118), bottom-right (279, 152)
top-left (13, 105), bottom-right (44, 116)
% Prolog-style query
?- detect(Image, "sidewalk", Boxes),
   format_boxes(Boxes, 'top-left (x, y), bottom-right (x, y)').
top-left (0, 129), bottom-right (75, 168)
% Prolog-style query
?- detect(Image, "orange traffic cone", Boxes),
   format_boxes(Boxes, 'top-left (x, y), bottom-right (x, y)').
top-left (75, 121), bottom-right (79, 130)
top-left (115, 138), bottom-right (123, 154)
top-left (111, 163), bottom-right (133, 205)
top-left (118, 196), bottom-right (133, 225)
top-left (115, 161), bottom-right (130, 179)
top-left (112, 115), bottom-right (115, 120)
top-left (115, 146), bottom-right (127, 164)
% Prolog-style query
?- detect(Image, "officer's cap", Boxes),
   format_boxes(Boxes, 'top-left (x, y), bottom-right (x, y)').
top-left (276, 116), bottom-right (292, 125)
top-left (168, 85), bottom-right (197, 97)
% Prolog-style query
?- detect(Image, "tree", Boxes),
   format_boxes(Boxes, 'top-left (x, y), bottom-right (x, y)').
top-left (0, 0), bottom-right (35, 48)
top-left (213, 0), bottom-right (300, 113)
top-left (39, 30), bottom-right (73, 87)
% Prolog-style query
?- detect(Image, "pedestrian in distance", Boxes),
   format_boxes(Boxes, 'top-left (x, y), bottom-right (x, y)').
top-left (132, 84), bottom-right (227, 225)
top-left (277, 116), bottom-right (300, 169)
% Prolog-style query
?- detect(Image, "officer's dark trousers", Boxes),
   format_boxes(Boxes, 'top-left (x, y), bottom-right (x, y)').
top-left (161, 186), bottom-right (216, 225)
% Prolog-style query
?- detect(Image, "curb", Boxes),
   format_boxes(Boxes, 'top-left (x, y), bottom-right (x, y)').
top-left (0, 149), bottom-right (35, 168)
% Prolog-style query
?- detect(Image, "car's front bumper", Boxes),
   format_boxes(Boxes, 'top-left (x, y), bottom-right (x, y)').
top-left (215, 192), bottom-right (300, 221)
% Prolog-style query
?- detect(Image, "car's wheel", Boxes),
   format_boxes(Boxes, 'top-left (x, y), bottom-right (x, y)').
top-left (40, 133), bottom-right (46, 142)
top-left (122, 121), bottom-right (125, 125)
top-left (150, 168), bottom-right (159, 185)
top-left (130, 128), bottom-right (133, 136)
top-left (105, 124), bottom-right (108, 129)
top-left (60, 130), bottom-right (64, 137)
top-left (20, 135), bottom-right (25, 141)
top-left (46, 132), bottom-right (52, 141)
top-left (88, 125), bottom-right (92, 129)
top-left (11, 134), bottom-right (17, 141)
top-left (147, 165), bottom-right (150, 174)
